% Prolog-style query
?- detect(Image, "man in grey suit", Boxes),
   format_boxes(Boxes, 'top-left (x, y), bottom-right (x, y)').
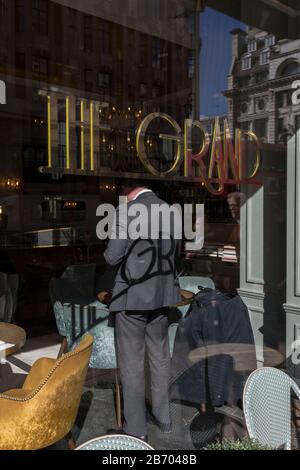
top-left (104, 182), bottom-right (181, 440)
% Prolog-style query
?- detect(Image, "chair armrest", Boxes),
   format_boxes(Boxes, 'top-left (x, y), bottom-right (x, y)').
top-left (22, 357), bottom-right (56, 391)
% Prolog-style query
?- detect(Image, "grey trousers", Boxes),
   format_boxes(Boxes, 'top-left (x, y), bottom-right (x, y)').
top-left (115, 309), bottom-right (171, 437)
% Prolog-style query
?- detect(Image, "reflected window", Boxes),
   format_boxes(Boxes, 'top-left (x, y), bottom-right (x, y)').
top-left (32, 0), bottom-right (47, 35)
top-left (277, 91), bottom-right (286, 108)
top-left (254, 118), bottom-right (268, 139)
top-left (242, 54), bottom-right (251, 70)
top-left (280, 61), bottom-right (300, 77)
top-left (15, 52), bottom-right (26, 73)
top-left (277, 118), bottom-right (285, 134)
top-left (140, 83), bottom-right (147, 97)
top-left (241, 101), bottom-right (249, 114)
top-left (0, 0), bottom-right (8, 18)
top-left (84, 69), bottom-right (93, 85)
top-left (240, 121), bottom-right (250, 131)
top-left (98, 72), bottom-right (111, 95)
top-left (239, 76), bottom-right (250, 87)
top-left (15, 0), bottom-right (25, 33)
top-left (32, 56), bottom-right (47, 75)
top-left (255, 71), bottom-right (268, 83)
top-left (84, 15), bottom-right (93, 53)
top-left (248, 40), bottom-right (257, 53)
top-left (139, 39), bottom-right (148, 67)
top-left (257, 98), bottom-right (266, 112)
top-left (98, 21), bottom-right (111, 54)
top-left (260, 48), bottom-right (270, 65)
top-left (265, 35), bottom-right (275, 47)
top-left (188, 53), bottom-right (194, 79)
top-left (152, 38), bottom-right (162, 70)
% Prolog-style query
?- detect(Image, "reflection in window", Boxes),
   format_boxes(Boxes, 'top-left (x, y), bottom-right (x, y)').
top-left (239, 76), bottom-right (250, 88)
top-left (265, 35), bottom-right (275, 48)
top-left (277, 118), bottom-right (285, 134)
top-left (255, 71), bottom-right (268, 83)
top-left (239, 121), bottom-right (250, 131)
top-left (32, 56), bottom-right (47, 75)
top-left (188, 53), bottom-right (194, 79)
top-left (98, 21), bottom-right (111, 54)
top-left (84, 15), bottom-right (93, 53)
top-left (15, 0), bottom-right (25, 33)
top-left (84, 69), bottom-right (93, 85)
top-left (152, 38), bottom-right (162, 70)
top-left (254, 118), bottom-right (268, 139)
top-left (98, 72), bottom-right (111, 96)
top-left (257, 98), bottom-right (266, 112)
top-left (32, 0), bottom-right (47, 35)
top-left (248, 40), bottom-right (257, 53)
top-left (0, 0), bottom-right (8, 19)
top-left (280, 61), bottom-right (300, 77)
top-left (139, 40), bottom-right (148, 67)
top-left (260, 48), bottom-right (270, 65)
top-left (15, 52), bottom-right (26, 73)
top-left (58, 123), bottom-right (66, 168)
top-left (241, 101), bottom-right (249, 114)
top-left (140, 83), bottom-right (147, 97)
top-left (15, 83), bottom-right (26, 99)
top-left (152, 85), bottom-right (162, 98)
top-left (242, 54), bottom-right (251, 70)
top-left (277, 91), bottom-right (286, 108)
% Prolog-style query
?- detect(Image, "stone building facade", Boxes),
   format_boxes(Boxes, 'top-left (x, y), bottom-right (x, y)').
top-left (225, 26), bottom-right (300, 144)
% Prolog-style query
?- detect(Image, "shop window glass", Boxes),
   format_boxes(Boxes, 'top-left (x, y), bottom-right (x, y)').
top-left (0, 0), bottom-right (298, 448)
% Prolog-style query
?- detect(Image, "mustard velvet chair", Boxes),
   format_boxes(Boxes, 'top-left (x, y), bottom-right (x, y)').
top-left (0, 334), bottom-right (93, 450)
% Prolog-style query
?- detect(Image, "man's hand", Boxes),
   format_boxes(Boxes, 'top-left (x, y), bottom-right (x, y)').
top-left (97, 290), bottom-right (112, 305)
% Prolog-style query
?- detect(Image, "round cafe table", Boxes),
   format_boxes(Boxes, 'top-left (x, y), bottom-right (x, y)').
top-left (0, 322), bottom-right (26, 360)
top-left (188, 343), bottom-right (284, 372)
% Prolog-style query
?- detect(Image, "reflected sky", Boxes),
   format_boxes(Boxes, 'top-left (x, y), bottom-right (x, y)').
top-left (200, 8), bottom-right (245, 118)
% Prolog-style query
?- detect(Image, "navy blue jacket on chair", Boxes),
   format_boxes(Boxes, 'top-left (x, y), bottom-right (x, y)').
top-left (170, 290), bottom-right (256, 406)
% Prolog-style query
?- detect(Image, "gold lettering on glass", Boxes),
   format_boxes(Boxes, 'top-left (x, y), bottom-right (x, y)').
top-left (41, 93), bottom-right (261, 195)
top-left (136, 112), bottom-right (183, 176)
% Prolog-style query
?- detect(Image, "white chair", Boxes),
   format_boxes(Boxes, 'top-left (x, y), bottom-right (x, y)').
top-left (243, 367), bottom-right (300, 450)
top-left (75, 434), bottom-right (154, 450)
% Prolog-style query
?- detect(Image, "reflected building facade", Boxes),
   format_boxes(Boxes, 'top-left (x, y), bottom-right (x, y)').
top-left (225, 26), bottom-right (300, 144)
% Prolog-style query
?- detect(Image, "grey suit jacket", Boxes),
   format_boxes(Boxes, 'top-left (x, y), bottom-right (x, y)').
top-left (104, 191), bottom-right (181, 312)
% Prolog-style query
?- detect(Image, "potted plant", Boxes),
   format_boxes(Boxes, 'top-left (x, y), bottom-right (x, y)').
top-left (203, 438), bottom-right (274, 450)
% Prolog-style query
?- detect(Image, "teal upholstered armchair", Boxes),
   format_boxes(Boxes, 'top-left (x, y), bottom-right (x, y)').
top-left (49, 264), bottom-right (120, 426)
top-left (168, 276), bottom-right (215, 356)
